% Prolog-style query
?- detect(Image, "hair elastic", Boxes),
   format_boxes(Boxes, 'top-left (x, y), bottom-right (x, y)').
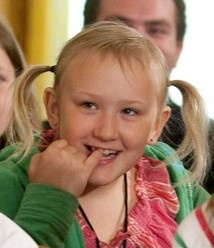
top-left (167, 80), bottom-right (171, 87)
top-left (50, 65), bottom-right (56, 73)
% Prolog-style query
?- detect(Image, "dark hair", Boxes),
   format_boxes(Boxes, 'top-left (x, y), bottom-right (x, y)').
top-left (0, 17), bottom-right (26, 77)
top-left (83, 0), bottom-right (186, 41)
top-left (173, 0), bottom-right (186, 41)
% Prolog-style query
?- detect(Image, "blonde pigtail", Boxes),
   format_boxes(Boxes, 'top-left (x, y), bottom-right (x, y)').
top-left (5, 65), bottom-right (53, 159)
top-left (170, 80), bottom-right (209, 183)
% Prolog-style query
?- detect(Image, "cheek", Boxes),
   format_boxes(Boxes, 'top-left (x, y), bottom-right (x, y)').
top-left (0, 91), bottom-right (13, 135)
top-left (58, 112), bottom-right (93, 143)
top-left (124, 126), bottom-right (149, 151)
top-left (159, 40), bottom-right (179, 69)
top-left (122, 130), bottom-right (149, 169)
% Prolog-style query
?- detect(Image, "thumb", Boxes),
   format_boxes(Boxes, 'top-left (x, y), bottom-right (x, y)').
top-left (84, 149), bottom-right (102, 173)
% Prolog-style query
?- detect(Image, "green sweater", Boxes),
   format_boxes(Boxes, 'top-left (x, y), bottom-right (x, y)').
top-left (0, 142), bottom-right (210, 248)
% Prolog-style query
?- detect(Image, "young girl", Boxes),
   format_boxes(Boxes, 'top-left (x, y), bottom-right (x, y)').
top-left (0, 21), bottom-right (210, 248)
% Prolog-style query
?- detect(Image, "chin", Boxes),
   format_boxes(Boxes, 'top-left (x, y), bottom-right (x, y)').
top-left (88, 170), bottom-right (118, 187)
top-left (88, 176), bottom-right (113, 187)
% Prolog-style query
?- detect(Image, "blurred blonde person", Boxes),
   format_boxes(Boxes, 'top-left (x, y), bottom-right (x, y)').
top-left (0, 17), bottom-right (26, 148)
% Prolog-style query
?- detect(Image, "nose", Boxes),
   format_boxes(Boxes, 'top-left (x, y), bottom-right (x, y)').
top-left (93, 114), bottom-right (119, 141)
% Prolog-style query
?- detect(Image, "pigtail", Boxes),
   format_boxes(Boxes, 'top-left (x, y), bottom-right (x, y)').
top-left (5, 65), bottom-right (53, 159)
top-left (170, 80), bottom-right (209, 182)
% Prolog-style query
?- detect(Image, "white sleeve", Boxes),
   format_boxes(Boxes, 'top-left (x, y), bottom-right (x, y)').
top-left (0, 213), bottom-right (38, 248)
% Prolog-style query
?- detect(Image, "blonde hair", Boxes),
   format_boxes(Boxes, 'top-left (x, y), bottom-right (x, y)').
top-left (5, 21), bottom-right (208, 182)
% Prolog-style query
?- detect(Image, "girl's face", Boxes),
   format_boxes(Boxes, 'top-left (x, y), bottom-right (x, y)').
top-left (45, 54), bottom-right (170, 186)
top-left (0, 47), bottom-right (15, 136)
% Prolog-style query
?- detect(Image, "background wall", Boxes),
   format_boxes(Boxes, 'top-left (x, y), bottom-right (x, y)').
top-left (171, 0), bottom-right (214, 119)
top-left (68, 0), bottom-right (214, 119)
top-left (0, 0), bottom-right (69, 118)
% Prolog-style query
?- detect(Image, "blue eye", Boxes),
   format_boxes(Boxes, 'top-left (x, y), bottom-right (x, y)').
top-left (82, 102), bottom-right (97, 110)
top-left (122, 108), bottom-right (138, 116)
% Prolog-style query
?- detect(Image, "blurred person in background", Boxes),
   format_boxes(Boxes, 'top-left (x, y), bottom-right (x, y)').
top-left (83, 0), bottom-right (214, 193)
top-left (0, 16), bottom-right (26, 149)
top-left (0, 16), bottom-right (40, 248)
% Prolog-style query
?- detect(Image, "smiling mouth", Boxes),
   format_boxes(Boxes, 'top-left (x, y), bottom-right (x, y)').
top-left (86, 145), bottom-right (119, 159)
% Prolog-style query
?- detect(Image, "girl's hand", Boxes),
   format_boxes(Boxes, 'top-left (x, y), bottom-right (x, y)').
top-left (28, 139), bottom-right (102, 197)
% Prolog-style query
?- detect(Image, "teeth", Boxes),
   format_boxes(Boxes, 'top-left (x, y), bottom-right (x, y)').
top-left (101, 149), bottom-right (116, 155)
top-left (101, 149), bottom-right (117, 159)
top-left (88, 146), bottom-right (117, 157)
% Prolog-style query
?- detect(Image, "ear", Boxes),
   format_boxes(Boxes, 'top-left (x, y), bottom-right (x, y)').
top-left (147, 106), bottom-right (171, 145)
top-left (43, 87), bottom-right (59, 130)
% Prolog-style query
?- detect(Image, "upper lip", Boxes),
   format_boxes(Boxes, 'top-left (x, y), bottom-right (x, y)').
top-left (85, 145), bottom-right (121, 154)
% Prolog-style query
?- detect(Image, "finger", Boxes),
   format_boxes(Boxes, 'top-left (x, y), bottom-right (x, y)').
top-left (50, 139), bottom-right (68, 149)
top-left (84, 149), bottom-right (102, 172)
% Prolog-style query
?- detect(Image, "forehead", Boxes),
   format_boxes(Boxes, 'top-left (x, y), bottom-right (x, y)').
top-left (98, 0), bottom-right (176, 25)
top-left (60, 52), bottom-right (161, 97)
top-left (0, 47), bottom-right (14, 72)
top-left (62, 52), bottom-right (145, 81)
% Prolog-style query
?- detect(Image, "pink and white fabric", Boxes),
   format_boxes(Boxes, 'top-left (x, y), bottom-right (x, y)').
top-left (77, 156), bottom-right (179, 248)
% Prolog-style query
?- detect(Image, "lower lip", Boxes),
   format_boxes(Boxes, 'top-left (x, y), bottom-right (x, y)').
top-left (98, 156), bottom-right (116, 166)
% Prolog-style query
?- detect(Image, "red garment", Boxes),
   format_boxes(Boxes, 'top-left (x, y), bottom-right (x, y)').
top-left (77, 156), bottom-right (179, 248)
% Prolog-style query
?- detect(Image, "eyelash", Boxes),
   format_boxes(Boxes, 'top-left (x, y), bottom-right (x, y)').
top-left (122, 108), bottom-right (138, 116)
top-left (80, 102), bottom-right (139, 116)
top-left (81, 102), bottom-right (97, 110)
top-left (148, 28), bottom-right (167, 35)
top-left (0, 75), bottom-right (6, 83)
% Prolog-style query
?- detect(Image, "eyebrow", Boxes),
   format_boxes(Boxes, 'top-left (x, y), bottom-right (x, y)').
top-left (104, 15), bottom-right (133, 25)
top-left (76, 91), bottom-right (148, 106)
top-left (105, 15), bottom-right (171, 28)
